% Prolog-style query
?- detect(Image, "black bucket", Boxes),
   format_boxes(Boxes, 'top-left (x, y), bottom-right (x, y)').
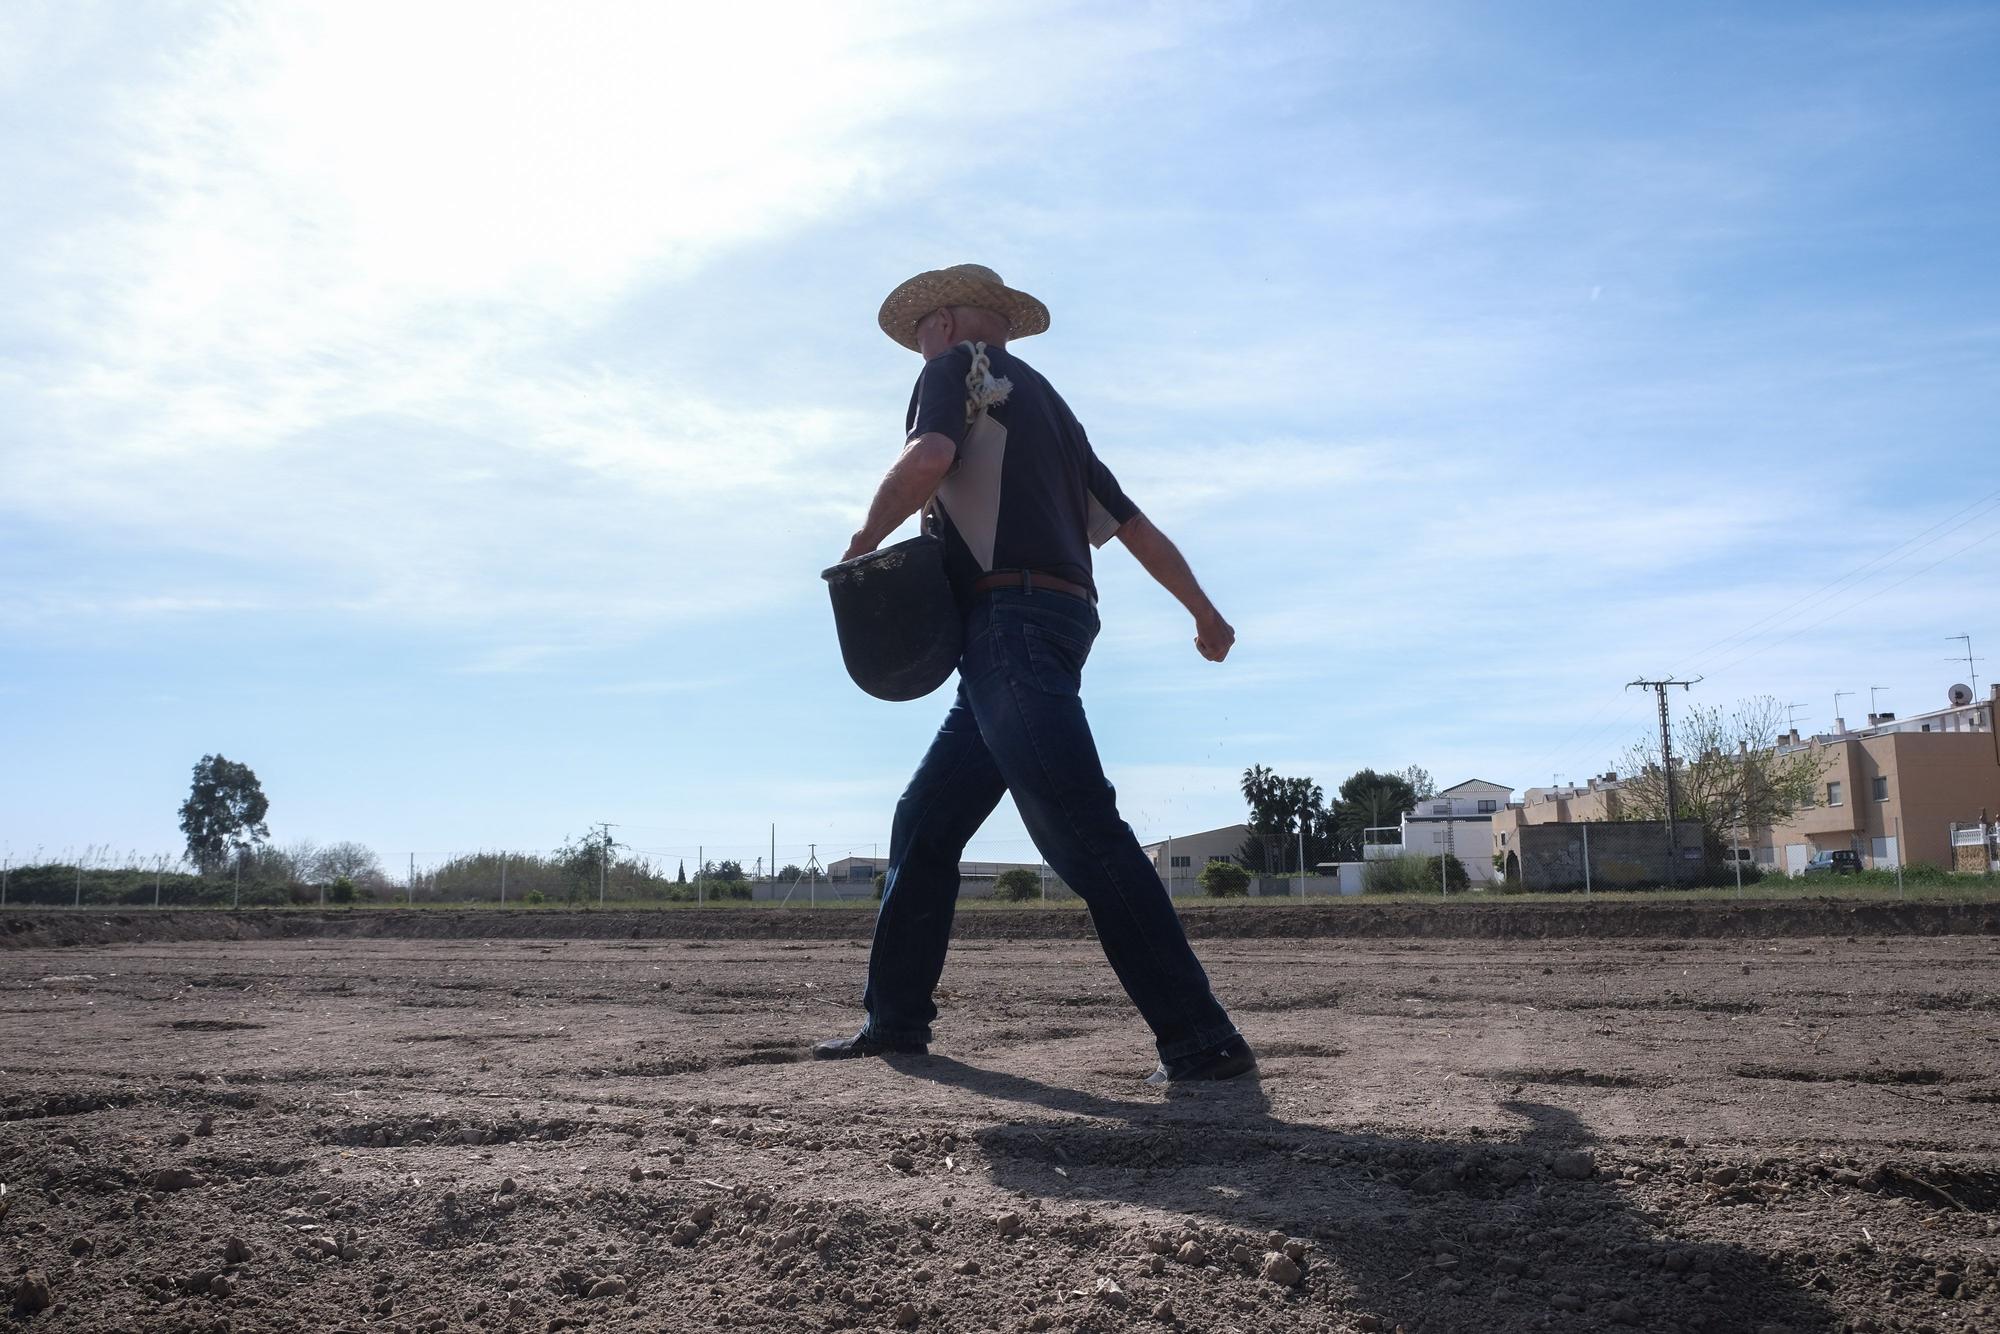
top-left (821, 534), bottom-right (962, 701)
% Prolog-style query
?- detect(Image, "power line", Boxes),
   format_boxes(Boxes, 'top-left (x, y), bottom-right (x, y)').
top-left (1670, 486), bottom-right (2000, 677)
top-left (1698, 520), bottom-right (2000, 682)
top-left (1530, 491), bottom-right (2000, 785)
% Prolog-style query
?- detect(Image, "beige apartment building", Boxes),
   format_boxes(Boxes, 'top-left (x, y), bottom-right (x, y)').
top-left (1495, 685), bottom-right (2000, 874)
top-left (1140, 823), bottom-right (1251, 896)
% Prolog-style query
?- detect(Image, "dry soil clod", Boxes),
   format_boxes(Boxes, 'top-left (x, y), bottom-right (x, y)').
top-left (1552, 1151), bottom-right (1596, 1181)
top-left (1261, 1253), bottom-right (1303, 1286)
top-left (11, 1270), bottom-right (53, 1315)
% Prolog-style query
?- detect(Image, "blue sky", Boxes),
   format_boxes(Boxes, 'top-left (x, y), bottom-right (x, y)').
top-left (3, 1), bottom-right (1997, 877)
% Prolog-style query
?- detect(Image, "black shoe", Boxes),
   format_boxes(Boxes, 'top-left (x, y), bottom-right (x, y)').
top-left (813, 1029), bottom-right (928, 1060)
top-left (1145, 1035), bottom-right (1257, 1085)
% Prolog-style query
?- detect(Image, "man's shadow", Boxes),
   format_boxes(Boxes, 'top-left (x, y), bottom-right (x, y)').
top-left (887, 1055), bottom-right (1835, 1333)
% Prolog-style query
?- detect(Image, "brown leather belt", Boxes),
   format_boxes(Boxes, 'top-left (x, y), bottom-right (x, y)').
top-left (971, 568), bottom-right (1093, 601)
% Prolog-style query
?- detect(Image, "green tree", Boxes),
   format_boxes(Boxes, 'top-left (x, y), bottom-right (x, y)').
top-left (1239, 765), bottom-right (1329, 873)
top-left (1333, 769), bottom-right (1419, 855)
top-left (329, 875), bottom-right (356, 904)
top-left (704, 859), bottom-right (746, 882)
top-left (557, 830), bottom-right (615, 903)
top-left (676, 860), bottom-right (687, 885)
top-left (1198, 859), bottom-right (1250, 897)
top-left (1615, 695), bottom-right (1828, 851)
top-left (1396, 765), bottom-right (1438, 801)
top-left (779, 863), bottom-right (802, 881)
top-left (178, 754), bottom-right (271, 874)
top-left (993, 868), bottom-right (1040, 901)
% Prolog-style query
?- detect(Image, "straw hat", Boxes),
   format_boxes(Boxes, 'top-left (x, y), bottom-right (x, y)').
top-left (877, 264), bottom-right (1050, 351)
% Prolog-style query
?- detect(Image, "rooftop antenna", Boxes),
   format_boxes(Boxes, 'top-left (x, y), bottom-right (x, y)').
top-left (1833, 690), bottom-right (1853, 730)
top-left (1784, 702), bottom-right (1809, 735)
top-left (1946, 634), bottom-right (1980, 696)
top-left (1869, 685), bottom-right (1890, 716)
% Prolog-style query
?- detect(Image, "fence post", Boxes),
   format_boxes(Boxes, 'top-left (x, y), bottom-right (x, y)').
top-left (2, 855), bottom-right (8, 907)
top-left (500, 857), bottom-right (507, 908)
top-left (1582, 822), bottom-right (1592, 898)
top-left (75, 861), bottom-right (82, 909)
top-left (232, 858), bottom-right (240, 911)
top-left (155, 857), bottom-right (163, 909)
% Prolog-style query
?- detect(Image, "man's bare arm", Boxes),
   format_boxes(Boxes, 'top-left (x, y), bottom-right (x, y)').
top-left (841, 433), bottom-right (956, 563)
top-left (1114, 511), bottom-right (1235, 662)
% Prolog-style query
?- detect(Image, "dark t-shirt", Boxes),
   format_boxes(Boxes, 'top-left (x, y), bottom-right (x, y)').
top-left (904, 343), bottom-right (1138, 601)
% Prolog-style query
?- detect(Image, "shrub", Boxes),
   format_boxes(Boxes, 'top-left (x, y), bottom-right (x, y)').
top-left (329, 876), bottom-right (356, 904)
top-left (524, 889), bottom-right (546, 906)
top-left (993, 868), bottom-right (1040, 901)
top-left (1365, 856), bottom-right (1429, 895)
top-left (874, 872), bottom-right (887, 900)
top-left (1425, 854), bottom-right (1470, 893)
top-left (1198, 859), bottom-right (1250, 897)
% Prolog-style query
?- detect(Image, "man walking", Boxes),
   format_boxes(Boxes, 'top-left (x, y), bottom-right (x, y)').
top-left (816, 264), bottom-right (1255, 1084)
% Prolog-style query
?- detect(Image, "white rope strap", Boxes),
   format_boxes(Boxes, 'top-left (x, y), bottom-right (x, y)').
top-left (927, 342), bottom-right (1012, 538)
top-left (961, 340), bottom-right (1012, 426)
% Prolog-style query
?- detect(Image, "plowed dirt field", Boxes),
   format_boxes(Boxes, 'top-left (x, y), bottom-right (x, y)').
top-left (3, 927), bottom-right (1997, 1332)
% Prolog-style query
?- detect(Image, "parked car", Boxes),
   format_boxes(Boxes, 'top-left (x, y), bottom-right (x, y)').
top-left (1801, 849), bottom-right (1862, 875)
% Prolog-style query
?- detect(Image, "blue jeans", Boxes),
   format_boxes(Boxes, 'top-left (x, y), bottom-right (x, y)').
top-left (861, 588), bottom-right (1240, 1063)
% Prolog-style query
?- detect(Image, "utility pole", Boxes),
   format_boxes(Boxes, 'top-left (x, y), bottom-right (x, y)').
top-left (1948, 634), bottom-right (1980, 696)
top-left (597, 823), bottom-right (619, 906)
top-left (1296, 808), bottom-right (1306, 899)
top-left (408, 853), bottom-right (415, 906)
top-left (1833, 691), bottom-right (1853, 732)
top-left (697, 843), bottom-right (704, 907)
top-left (1628, 676), bottom-right (1701, 887)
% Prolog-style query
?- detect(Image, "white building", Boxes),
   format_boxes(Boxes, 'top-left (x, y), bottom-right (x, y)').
top-left (1362, 779), bottom-right (1514, 884)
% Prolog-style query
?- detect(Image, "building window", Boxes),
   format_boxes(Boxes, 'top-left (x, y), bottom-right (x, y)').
top-left (1827, 781), bottom-right (1843, 807)
top-left (1872, 776), bottom-right (1888, 802)
top-left (1432, 803), bottom-right (1450, 815)
top-left (1477, 799), bottom-right (1496, 813)
top-left (1169, 855), bottom-right (1191, 868)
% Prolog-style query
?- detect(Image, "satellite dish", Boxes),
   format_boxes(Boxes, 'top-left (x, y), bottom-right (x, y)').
top-left (1948, 683), bottom-right (1974, 707)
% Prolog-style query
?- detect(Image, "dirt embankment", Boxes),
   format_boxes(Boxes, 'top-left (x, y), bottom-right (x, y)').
top-left (3, 897), bottom-right (1994, 951)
